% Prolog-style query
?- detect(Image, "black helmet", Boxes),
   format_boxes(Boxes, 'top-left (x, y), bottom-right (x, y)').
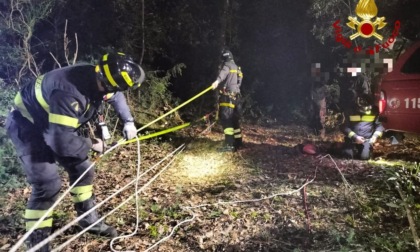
top-left (96, 52), bottom-right (145, 92)
top-left (356, 94), bottom-right (372, 114)
top-left (221, 49), bottom-right (234, 61)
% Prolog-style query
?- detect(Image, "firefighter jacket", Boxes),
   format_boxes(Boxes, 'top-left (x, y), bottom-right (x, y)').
top-left (341, 108), bottom-right (384, 140)
top-left (13, 64), bottom-right (134, 162)
top-left (216, 60), bottom-right (242, 94)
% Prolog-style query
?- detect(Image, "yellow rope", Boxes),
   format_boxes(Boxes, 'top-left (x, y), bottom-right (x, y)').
top-left (117, 85), bottom-right (213, 144)
top-left (122, 123), bottom-right (191, 145)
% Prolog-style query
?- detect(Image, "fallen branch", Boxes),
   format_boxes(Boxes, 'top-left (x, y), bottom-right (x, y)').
top-left (184, 167), bottom-right (318, 210)
top-left (301, 177), bottom-right (312, 234)
top-left (396, 186), bottom-right (420, 252)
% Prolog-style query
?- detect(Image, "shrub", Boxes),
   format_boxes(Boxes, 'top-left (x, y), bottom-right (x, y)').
top-left (0, 82), bottom-right (26, 191)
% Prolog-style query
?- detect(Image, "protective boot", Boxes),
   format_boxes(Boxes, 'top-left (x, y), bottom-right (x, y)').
top-left (233, 128), bottom-right (242, 149)
top-left (25, 228), bottom-right (51, 252)
top-left (74, 198), bottom-right (118, 237)
top-left (218, 133), bottom-right (236, 152)
top-left (217, 145), bottom-right (236, 152)
top-left (234, 138), bottom-right (243, 150)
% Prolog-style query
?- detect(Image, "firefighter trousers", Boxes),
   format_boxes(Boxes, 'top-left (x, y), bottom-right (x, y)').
top-left (5, 110), bottom-right (95, 231)
top-left (342, 137), bottom-right (372, 160)
top-left (219, 94), bottom-right (242, 147)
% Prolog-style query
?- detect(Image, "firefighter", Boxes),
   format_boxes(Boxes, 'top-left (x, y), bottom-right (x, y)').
top-left (211, 49), bottom-right (243, 152)
top-left (5, 52), bottom-right (145, 251)
top-left (340, 94), bottom-right (384, 160)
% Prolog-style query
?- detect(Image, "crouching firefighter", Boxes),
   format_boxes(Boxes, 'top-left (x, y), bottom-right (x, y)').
top-left (340, 94), bottom-right (384, 160)
top-left (5, 52), bottom-right (145, 251)
top-left (211, 49), bottom-right (244, 152)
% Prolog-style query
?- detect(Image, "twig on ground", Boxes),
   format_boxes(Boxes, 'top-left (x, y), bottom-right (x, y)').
top-left (301, 177), bottom-right (312, 234)
top-left (396, 186), bottom-right (420, 252)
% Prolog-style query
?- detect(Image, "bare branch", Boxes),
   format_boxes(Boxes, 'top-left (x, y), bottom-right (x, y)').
top-left (139, 0), bottom-right (145, 65)
top-left (72, 33), bottom-right (78, 65)
top-left (64, 19), bottom-right (70, 65)
top-left (49, 52), bottom-right (62, 68)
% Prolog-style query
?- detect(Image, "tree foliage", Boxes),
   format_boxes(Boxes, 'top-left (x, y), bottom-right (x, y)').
top-left (0, 0), bottom-right (55, 85)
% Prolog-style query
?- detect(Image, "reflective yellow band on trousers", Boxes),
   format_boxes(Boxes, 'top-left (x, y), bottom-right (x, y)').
top-left (220, 102), bottom-right (235, 108)
top-left (26, 218), bottom-right (53, 230)
top-left (25, 209), bottom-right (53, 219)
top-left (25, 209), bottom-right (53, 230)
top-left (70, 185), bottom-right (93, 203)
top-left (224, 127), bottom-right (234, 135)
top-left (234, 129), bottom-right (242, 138)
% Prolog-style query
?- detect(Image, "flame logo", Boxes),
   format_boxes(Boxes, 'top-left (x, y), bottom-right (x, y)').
top-left (356, 0), bottom-right (378, 20)
top-left (347, 0), bottom-right (386, 40)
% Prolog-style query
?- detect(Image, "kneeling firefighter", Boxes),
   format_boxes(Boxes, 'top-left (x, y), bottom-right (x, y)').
top-left (340, 94), bottom-right (384, 160)
top-left (5, 52), bottom-right (145, 251)
top-left (211, 49), bottom-right (244, 152)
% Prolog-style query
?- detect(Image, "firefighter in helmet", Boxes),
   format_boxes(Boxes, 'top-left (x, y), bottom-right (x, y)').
top-left (211, 49), bottom-right (243, 152)
top-left (5, 52), bottom-right (145, 251)
top-left (340, 93), bottom-right (384, 160)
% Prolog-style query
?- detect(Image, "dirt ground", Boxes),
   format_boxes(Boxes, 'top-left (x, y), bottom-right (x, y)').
top-left (1, 122), bottom-right (419, 252)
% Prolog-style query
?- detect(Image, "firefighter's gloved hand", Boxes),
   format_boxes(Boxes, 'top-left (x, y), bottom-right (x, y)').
top-left (353, 135), bottom-right (366, 144)
top-left (369, 135), bottom-right (378, 144)
top-left (123, 122), bottom-right (137, 140)
top-left (211, 80), bottom-right (220, 90)
top-left (91, 138), bottom-right (105, 153)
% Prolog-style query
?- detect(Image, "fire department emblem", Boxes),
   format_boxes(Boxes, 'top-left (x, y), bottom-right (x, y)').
top-left (347, 0), bottom-right (387, 40)
top-left (71, 101), bottom-right (80, 112)
top-left (389, 98), bottom-right (400, 109)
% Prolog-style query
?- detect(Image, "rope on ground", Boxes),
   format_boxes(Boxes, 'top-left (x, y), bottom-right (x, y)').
top-left (27, 144), bottom-right (184, 252)
top-left (110, 135), bottom-right (141, 252)
top-left (319, 154), bottom-right (352, 189)
top-left (139, 166), bottom-right (319, 252)
top-left (319, 154), bottom-right (362, 203)
top-left (11, 158), bottom-right (98, 252)
top-left (143, 210), bottom-right (196, 252)
top-left (151, 160), bottom-right (321, 252)
top-left (51, 144), bottom-right (185, 252)
top-left (142, 169), bottom-right (319, 251)
top-left (13, 86), bottom-right (212, 252)
top-left (183, 168), bottom-right (318, 210)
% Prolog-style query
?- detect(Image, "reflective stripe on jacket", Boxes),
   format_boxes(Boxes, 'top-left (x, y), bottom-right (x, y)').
top-left (216, 60), bottom-right (242, 94)
top-left (14, 64), bottom-right (132, 161)
top-left (341, 110), bottom-right (384, 139)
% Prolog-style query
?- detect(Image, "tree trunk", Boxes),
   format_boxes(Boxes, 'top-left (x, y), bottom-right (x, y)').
top-left (219, 0), bottom-right (229, 48)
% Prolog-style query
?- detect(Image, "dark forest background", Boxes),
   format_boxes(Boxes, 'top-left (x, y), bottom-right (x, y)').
top-left (1, 1), bottom-right (420, 250)
top-left (0, 0), bottom-right (419, 123)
